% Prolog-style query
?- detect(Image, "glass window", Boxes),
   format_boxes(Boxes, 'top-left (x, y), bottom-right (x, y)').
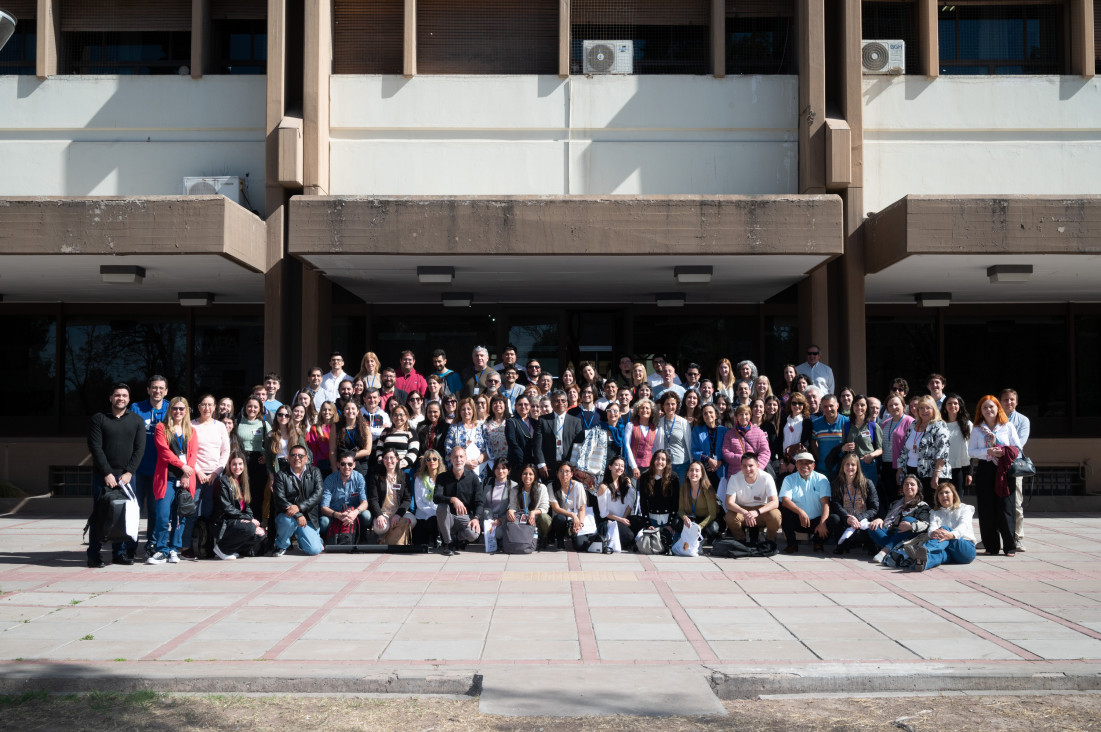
top-left (865, 314), bottom-right (937, 398)
top-left (1076, 315), bottom-right (1101, 419)
top-left (862, 1), bottom-right (918, 74)
top-left (0, 315), bottom-right (57, 434)
top-left (762, 315), bottom-right (799, 381)
top-left (0, 17), bottom-right (36, 75)
top-left (632, 312), bottom-right (757, 378)
top-left (508, 319), bottom-right (559, 379)
top-left (192, 316), bottom-right (264, 400)
top-left (63, 317), bottom-right (186, 423)
top-left (418, 0), bottom-right (559, 75)
top-left (938, 3), bottom-right (1063, 75)
top-left (372, 313), bottom-right (497, 375)
top-left (62, 31), bottom-right (192, 75)
top-left (211, 19), bottom-right (266, 75)
top-left (726, 17), bottom-right (796, 75)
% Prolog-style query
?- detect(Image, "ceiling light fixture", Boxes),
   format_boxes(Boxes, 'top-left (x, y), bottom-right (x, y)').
top-left (442, 293), bottom-right (472, 308)
top-left (417, 266), bottom-right (455, 285)
top-left (655, 292), bottom-right (686, 308)
top-left (915, 292), bottom-right (951, 308)
top-left (987, 264), bottom-right (1033, 283)
top-left (674, 266), bottom-right (712, 284)
top-left (179, 292), bottom-right (215, 307)
top-left (100, 265), bottom-right (146, 284)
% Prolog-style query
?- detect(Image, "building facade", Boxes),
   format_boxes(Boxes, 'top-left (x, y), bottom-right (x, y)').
top-left (0, 0), bottom-right (1099, 494)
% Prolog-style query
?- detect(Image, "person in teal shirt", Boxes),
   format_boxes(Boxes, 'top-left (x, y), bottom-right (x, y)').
top-left (779, 452), bottom-right (831, 553)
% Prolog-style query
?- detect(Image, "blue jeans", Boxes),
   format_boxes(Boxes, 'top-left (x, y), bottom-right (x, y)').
top-left (180, 477), bottom-right (216, 550)
top-left (151, 478), bottom-right (185, 554)
top-left (273, 514), bottom-right (324, 555)
top-left (671, 462), bottom-right (689, 483)
top-left (88, 473), bottom-right (137, 560)
top-left (868, 527), bottom-right (913, 552)
top-left (924, 538), bottom-right (976, 570)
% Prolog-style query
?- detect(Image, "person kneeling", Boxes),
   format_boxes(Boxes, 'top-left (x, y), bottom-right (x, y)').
top-left (778, 453), bottom-right (831, 553)
top-left (271, 446), bottom-right (325, 556)
top-left (370, 448), bottom-right (416, 544)
top-left (723, 452), bottom-right (781, 544)
top-left (434, 446), bottom-right (483, 556)
top-left (867, 474), bottom-right (929, 567)
top-left (213, 453), bottom-right (267, 560)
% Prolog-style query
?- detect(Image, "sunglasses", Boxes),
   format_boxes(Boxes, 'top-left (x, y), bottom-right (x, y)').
top-left (276, 413), bottom-right (290, 419)
top-left (340, 461), bottom-right (355, 467)
top-left (807, 351), bottom-right (820, 356)
top-left (170, 406), bottom-right (186, 412)
top-left (290, 453), bottom-right (307, 459)
top-left (425, 456), bottom-right (439, 462)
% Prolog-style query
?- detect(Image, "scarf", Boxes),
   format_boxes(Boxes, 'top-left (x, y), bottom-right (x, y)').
top-left (995, 445), bottom-right (1020, 499)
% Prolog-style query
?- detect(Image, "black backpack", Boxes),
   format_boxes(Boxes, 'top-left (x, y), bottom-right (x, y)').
top-left (711, 538), bottom-right (778, 559)
top-left (86, 485), bottom-right (130, 544)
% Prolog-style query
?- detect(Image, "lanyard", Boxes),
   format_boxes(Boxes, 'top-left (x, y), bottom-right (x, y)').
top-left (345, 427), bottom-right (356, 447)
top-left (690, 485), bottom-right (701, 516)
top-left (562, 481), bottom-right (573, 510)
top-left (663, 417), bottom-right (676, 446)
top-left (580, 409), bottom-right (597, 430)
top-left (172, 433), bottom-right (186, 454)
top-left (843, 482), bottom-right (860, 511)
top-left (522, 488), bottom-right (530, 513)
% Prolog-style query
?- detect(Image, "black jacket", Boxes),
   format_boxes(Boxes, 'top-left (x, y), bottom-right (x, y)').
top-left (505, 416), bottom-right (536, 471)
top-left (434, 468), bottom-right (484, 516)
top-left (213, 473), bottom-right (256, 527)
top-left (418, 419), bottom-right (449, 457)
top-left (368, 470), bottom-right (413, 518)
top-left (272, 466), bottom-right (324, 527)
top-left (88, 410), bottom-right (146, 477)
top-left (829, 482), bottom-right (880, 523)
top-left (533, 412), bottom-right (584, 469)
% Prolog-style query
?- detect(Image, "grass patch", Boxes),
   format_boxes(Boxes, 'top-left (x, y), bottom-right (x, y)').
top-left (0, 691), bottom-right (49, 709)
top-left (79, 634), bottom-right (94, 641)
top-left (86, 690), bottom-right (161, 711)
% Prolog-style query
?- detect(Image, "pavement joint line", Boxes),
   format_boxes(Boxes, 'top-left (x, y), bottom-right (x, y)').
top-left (261, 554), bottom-right (391, 660)
top-left (1023, 535), bottom-right (1101, 561)
top-left (872, 577), bottom-right (1042, 661)
top-left (572, 580), bottom-right (599, 662)
top-left (955, 577), bottom-right (1101, 642)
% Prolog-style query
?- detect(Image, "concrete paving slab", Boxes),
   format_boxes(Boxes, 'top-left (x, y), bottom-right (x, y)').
top-left (896, 637), bottom-right (1021, 660)
top-left (1011, 638), bottom-right (1101, 659)
top-left (479, 665), bottom-right (725, 716)
top-left (708, 639), bottom-right (819, 661)
top-left (803, 638), bottom-right (920, 660)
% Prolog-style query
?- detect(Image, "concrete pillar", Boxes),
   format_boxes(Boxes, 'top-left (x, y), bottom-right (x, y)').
top-left (301, 267), bottom-right (333, 381)
top-left (711, 0), bottom-right (724, 78)
top-left (191, 0), bottom-right (210, 78)
top-left (917, 0), bottom-right (938, 78)
top-left (404, 0), bottom-right (416, 77)
top-left (265, 0), bottom-right (288, 377)
top-left (304, 0), bottom-right (331, 195)
top-left (35, 0), bottom-right (59, 79)
top-left (559, 0), bottom-right (570, 78)
top-left (797, 0), bottom-right (828, 356)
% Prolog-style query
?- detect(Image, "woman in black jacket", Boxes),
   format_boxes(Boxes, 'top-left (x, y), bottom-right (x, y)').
top-left (827, 453), bottom-right (880, 554)
top-left (368, 448), bottom-right (415, 542)
top-left (505, 395), bottom-right (536, 479)
top-left (212, 453), bottom-right (267, 560)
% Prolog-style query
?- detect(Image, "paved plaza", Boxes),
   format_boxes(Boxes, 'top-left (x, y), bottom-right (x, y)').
top-left (2, 514), bottom-right (1101, 713)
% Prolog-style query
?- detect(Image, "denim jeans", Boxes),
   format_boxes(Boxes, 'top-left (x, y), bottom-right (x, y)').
top-left (923, 538), bottom-right (976, 570)
top-left (867, 526), bottom-right (913, 552)
top-left (273, 513), bottom-right (324, 555)
top-left (180, 477), bottom-right (216, 550)
top-left (88, 473), bottom-right (137, 560)
top-left (151, 478), bottom-right (185, 553)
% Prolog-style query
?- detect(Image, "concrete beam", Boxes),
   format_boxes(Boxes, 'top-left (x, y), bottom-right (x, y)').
top-left (824, 118), bottom-right (851, 190)
top-left (277, 116), bottom-right (304, 188)
top-left (288, 195), bottom-right (846, 257)
top-left (304, 0), bottom-right (331, 195)
top-left (797, 0), bottom-right (826, 194)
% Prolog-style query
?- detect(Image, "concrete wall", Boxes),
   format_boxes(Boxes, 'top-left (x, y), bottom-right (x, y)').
top-left (862, 76), bottom-right (1101, 214)
top-left (0, 76), bottom-right (267, 215)
top-left (330, 75), bottom-right (798, 196)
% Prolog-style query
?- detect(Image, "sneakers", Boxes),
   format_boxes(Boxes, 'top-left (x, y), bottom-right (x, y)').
top-left (873, 550), bottom-right (888, 564)
top-left (272, 547), bottom-right (286, 558)
top-left (881, 552), bottom-right (899, 568)
top-left (1015, 542), bottom-right (1026, 553)
top-left (212, 544), bottom-right (237, 561)
top-left (166, 550), bottom-right (179, 564)
top-left (440, 544), bottom-right (455, 557)
top-left (904, 541), bottom-right (928, 572)
top-left (145, 552), bottom-right (167, 565)
top-left (179, 548), bottom-right (197, 560)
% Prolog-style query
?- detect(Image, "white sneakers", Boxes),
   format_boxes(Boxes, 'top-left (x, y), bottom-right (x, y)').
top-left (145, 552), bottom-right (167, 565)
top-left (167, 550), bottom-right (179, 564)
top-left (212, 544), bottom-right (238, 561)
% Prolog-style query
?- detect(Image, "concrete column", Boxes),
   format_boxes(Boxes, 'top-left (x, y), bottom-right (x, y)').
top-left (559, 0), bottom-right (570, 78)
top-left (917, 0), bottom-right (938, 78)
top-left (300, 267), bottom-right (333, 381)
top-left (191, 0), bottom-right (210, 78)
top-left (798, 266), bottom-right (830, 364)
top-left (711, 0), bottom-right (724, 78)
top-left (35, 0), bottom-right (59, 79)
top-left (304, 0), bottom-right (331, 195)
top-left (797, 0), bottom-right (826, 195)
top-left (1071, 0), bottom-right (1095, 78)
top-left (265, 0), bottom-right (288, 376)
top-left (404, 0), bottom-right (416, 77)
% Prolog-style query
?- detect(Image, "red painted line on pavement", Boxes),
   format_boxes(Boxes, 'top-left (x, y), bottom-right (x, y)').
top-left (572, 580), bottom-right (599, 662)
top-left (956, 577), bottom-right (1101, 642)
top-left (872, 577), bottom-right (1042, 661)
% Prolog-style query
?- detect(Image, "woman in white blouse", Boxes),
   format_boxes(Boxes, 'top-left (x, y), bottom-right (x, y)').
top-left (905, 481), bottom-right (975, 571)
top-left (968, 395), bottom-right (1022, 557)
top-left (593, 456), bottom-right (639, 552)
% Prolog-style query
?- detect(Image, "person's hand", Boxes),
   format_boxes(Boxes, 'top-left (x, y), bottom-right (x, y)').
top-left (466, 459), bottom-right (478, 471)
top-left (119, 472), bottom-right (133, 487)
top-left (469, 517), bottom-right (480, 534)
top-left (632, 468), bottom-right (640, 479)
top-left (899, 521), bottom-right (913, 533)
top-left (989, 447), bottom-right (1004, 459)
top-left (744, 511), bottom-right (758, 528)
top-left (286, 504), bottom-right (300, 516)
top-left (179, 478), bottom-right (189, 489)
top-left (507, 509), bottom-right (517, 523)
top-left (104, 474), bottom-right (119, 488)
top-left (965, 474), bottom-right (972, 487)
top-left (181, 465), bottom-right (194, 477)
top-left (869, 518), bottom-right (884, 531)
top-left (931, 475), bottom-right (940, 489)
top-left (252, 519), bottom-right (261, 526)
top-left (799, 510), bottom-right (810, 529)
top-left (847, 515), bottom-right (860, 529)
top-left (842, 442), bottom-right (855, 453)
top-left (452, 497), bottom-right (467, 515)
top-left (297, 515), bottom-right (307, 527)
top-left (895, 469), bottom-right (903, 484)
top-left (255, 525), bottom-right (266, 536)
top-left (682, 515), bottom-right (691, 528)
top-left (539, 466), bottom-right (550, 480)
top-left (528, 514), bottom-right (538, 527)
top-left (861, 455), bottom-right (873, 464)
top-left (707, 458), bottom-right (720, 471)
top-left (814, 522), bottom-right (829, 539)
top-left (341, 511), bottom-right (356, 527)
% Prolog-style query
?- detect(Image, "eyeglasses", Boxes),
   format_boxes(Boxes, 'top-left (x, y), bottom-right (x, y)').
top-left (276, 413), bottom-right (290, 419)
top-left (446, 398), bottom-right (457, 404)
top-left (170, 406), bottom-right (186, 412)
top-left (425, 456), bottom-right (439, 462)
top-left (290, 453), bottom-right (307, 459)
top-left (408, 396), bottom-right (422, 401)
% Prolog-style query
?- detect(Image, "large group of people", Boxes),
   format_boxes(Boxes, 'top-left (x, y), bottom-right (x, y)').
top-left (85, 343), bottom-right (1031, 573)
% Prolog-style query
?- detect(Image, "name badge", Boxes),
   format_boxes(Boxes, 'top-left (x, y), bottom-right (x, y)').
top-left (178, 453), bottom-right (186, 462)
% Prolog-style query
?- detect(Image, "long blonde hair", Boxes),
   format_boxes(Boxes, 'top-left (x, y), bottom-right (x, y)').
top-left (162, 396), bottom-right (194, 442)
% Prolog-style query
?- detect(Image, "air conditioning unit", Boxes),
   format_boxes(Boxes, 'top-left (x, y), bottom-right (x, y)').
top-left (583, 40), bottom-right (633, 75)
top-left (182, 176), bottom-right (242, 204)
top-left (861, 39), bottom-right (905, 75)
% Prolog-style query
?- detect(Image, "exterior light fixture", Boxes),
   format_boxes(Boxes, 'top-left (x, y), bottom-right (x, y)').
top-left (442, 293), bottom-right (472, 307)
top-left (915, 292), bottom-right (951, 308)
top-left (987, 265), bottom-right (1032, 283)
top-left (418, 266), bottom-right (455, 284)
top-left (674, 266), bottom-right (712, 284)
top-left (179, 292), bottom-right (215, 307)
top-left (655, 292), bottom-right (686, 307)
top-left (100, 265), bottom-right (146, 284)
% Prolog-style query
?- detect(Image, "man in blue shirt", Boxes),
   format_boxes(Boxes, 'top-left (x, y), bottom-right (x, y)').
top-left (779, 452), bottom-right (831, 553)
top-left (431, 349), bottom-right (463, 397)
top-left (130, 374), bottom-right (168, 555)
top-left (320, 452), bottom-right (370, 539)
top-left (810, 394), bottom-right (849, 480)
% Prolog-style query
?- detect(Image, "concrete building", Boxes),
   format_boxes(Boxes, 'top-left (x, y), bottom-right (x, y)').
top-left (0, 0), bottom-right (1098, 495)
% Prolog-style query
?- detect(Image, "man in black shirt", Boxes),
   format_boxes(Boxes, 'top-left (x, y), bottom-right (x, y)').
top-left (434, 446), bottom-right (484, 556)
top-left (87, 383), bottom-right (146, 567)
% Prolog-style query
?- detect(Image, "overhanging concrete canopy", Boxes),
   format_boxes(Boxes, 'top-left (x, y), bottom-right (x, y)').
top-left (289, 195), bottom-right (844, 304)
top-left (864, 195), bottom-right (1101, 303)
top-left (0, 196), bottom-right (268, 303)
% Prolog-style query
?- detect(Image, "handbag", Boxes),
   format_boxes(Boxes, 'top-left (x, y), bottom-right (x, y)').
top-left (175, 487), bottom-right (197, 518)
top-left (671, 521), bottom-right (702, 557)
top-left (1008, 456), bottom-right (1036, 478)
top-left (570, 428), bottom-right (609, 477)
top-left (384, 519), bottom-right (412, 546)
top-left (635, 527), bottom-right (665, 555)
top-left (501, 521), bottom-right (537, 554)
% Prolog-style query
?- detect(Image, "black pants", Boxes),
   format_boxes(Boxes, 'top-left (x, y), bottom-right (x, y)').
top-left (217, 519), bottom-right (265, 555)
top-left (974, 461), bottom-right (1016, 554)
top-left (245, 452), bottom-right (267, 524)
top-left (877, 460), bottom-right (899, 518)
top-left (780, 505), bottom-right (824, 547)
top-left (412, 516), bottom-right (438, 547)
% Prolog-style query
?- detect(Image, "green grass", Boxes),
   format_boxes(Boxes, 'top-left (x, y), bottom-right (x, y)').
top-left (0, 690), bottom-right (49, 709)
top-left (79, 634), bottom-right (94, 641)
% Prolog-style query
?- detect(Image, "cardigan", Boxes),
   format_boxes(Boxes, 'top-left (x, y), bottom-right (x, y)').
top-left (153, 422), bottom-right (199, 500)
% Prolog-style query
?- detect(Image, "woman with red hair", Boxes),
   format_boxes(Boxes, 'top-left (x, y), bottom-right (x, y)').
top-left (968, 395), bottom-right (1022, 557)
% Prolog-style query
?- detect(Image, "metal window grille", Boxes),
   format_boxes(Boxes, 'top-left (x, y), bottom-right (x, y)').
top-left (938, 2), bottom-right (1064, 75)
top-left (49, 465), bottom-right (93, 497)
top-left (334, 0), bottom-right (404, 74)
top-left (726, 0), bottom-right (796, 75)
top-left (570, 0), bottom-right (711, 75)
top-left (59, 0), bottom-right (193, 75)
top-left (862, 0), bottom-right (919, 74)
top-left (210, 0), bottom-right (266, 75)
top-left (417, 0), bottom-right (559, 74)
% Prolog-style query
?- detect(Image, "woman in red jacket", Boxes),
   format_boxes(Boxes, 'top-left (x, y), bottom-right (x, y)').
top-left (148, 396), bottom-right (198, 564)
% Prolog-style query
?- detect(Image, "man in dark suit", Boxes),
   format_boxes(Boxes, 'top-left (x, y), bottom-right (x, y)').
top-left (534, 389), bottom-right (584, 481)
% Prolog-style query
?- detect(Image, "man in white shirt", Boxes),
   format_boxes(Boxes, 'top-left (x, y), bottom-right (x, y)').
top-left (360, 388), bottom-right (391, 441)
top-left (647, 355), bottom-right (683, 389)
top-left (1000, 388), bottom-right (1031, 551)
top-left (298, 367), bottom-right (326, 411)
top-left (796, 344), bottom-right (835, 396)
top-left (652, 362), bottom-right (686, 401)
top-left (320, 351), bottom-right (352, 404)
top-left (595, 380), bottom-right (618, 411)
top-left (722, 453), bottom-right (781, 541)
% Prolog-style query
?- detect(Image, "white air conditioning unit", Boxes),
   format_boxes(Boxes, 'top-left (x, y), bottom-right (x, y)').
top-left (861, 39), bottom-right (905, 75)
top-left (583, 40), bottom-right (633, 75)
top-left (182, 176), bottom-right (242, 204)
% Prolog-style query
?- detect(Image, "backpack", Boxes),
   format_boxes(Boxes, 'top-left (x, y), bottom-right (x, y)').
top-left (711, 538), bottom-right (779, 559)
top-left (635, 527), bottom-right (666, 555)
top-left (192, 517), bottom-right (215, 559)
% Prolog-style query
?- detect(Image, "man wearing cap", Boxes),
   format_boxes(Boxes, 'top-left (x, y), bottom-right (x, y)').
top-left (778, 452), bottom-right (831, 553)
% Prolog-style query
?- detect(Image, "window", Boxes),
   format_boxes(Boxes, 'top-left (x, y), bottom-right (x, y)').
top-left (192, 316), bottom-right (264, 398)
top-left (633, 311), bottom-right (758, 376)
top-left (0, 2), bottom-right (36, 76)
top-left (865, 314), bottom-right (937, 397)
top-left (0, 315), bottom-right (57, 434)
top-left (938, 2), bottom-right (1064, 75)
top-left (418, 0), bottom-right (558, 74)
top-left (60, 0), bottom-right (192, 75)
top-left (1076, 315), bottom-right (1101, 419)
top-left (334, 0), bottom-right (403, 74)
top-left (571, 0), bottom-right (710, 75)
top-left (210, 0), bottom-right (267, 76)
top-left (725, 17), bottom-right (795, 75)
top-left (862, 0), bottom-right (919, 74)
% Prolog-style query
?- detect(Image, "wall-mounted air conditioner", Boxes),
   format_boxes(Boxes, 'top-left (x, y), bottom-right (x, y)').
top-left (861, 40), bottom-right (905, 75)
top-left (582, 40), bottom-right (633, 75)
top-left (182, 176), bottom-right (242, 204)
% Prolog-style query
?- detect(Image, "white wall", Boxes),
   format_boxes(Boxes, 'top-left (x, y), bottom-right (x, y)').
top-left (863, 76), bottom-right (1101, 213)
top-left (0, 76), bottom-right (267, 214)
top-left (330, 75), bottom-right (797, 196)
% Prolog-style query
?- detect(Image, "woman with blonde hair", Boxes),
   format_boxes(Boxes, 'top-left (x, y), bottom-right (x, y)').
top-left (715, 358), bottom-right (736, 402)
top-left (968, 395), bottom-right (1021, 557)
top-left (753, 375), bottom-right (774, 401)
top-left (444, 397), bottom-right (488, 478)
top-left (896, 395), bottom-right (950, 504)
top-left (148, 396), bottom-right (197, 564)
top-left (906, 481), bottom-right (975, 571)
top-left (355, 351), bottom-right (382, 390)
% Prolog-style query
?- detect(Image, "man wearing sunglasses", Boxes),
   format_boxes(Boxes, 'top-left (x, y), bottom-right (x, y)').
top-left (271, 445), bottom-right (324, 556)
top-left (796, 344), bottom-right (835, 396)
top-left (320, 451), bottom-right (370, 540)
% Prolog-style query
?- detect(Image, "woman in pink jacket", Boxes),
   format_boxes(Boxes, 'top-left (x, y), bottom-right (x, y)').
top-left (722, 405), bottom-right (771, 476)
top-left (878, 394), bottom-right (914, 517)
top-left (147, 397), bottom-right (198, 564)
